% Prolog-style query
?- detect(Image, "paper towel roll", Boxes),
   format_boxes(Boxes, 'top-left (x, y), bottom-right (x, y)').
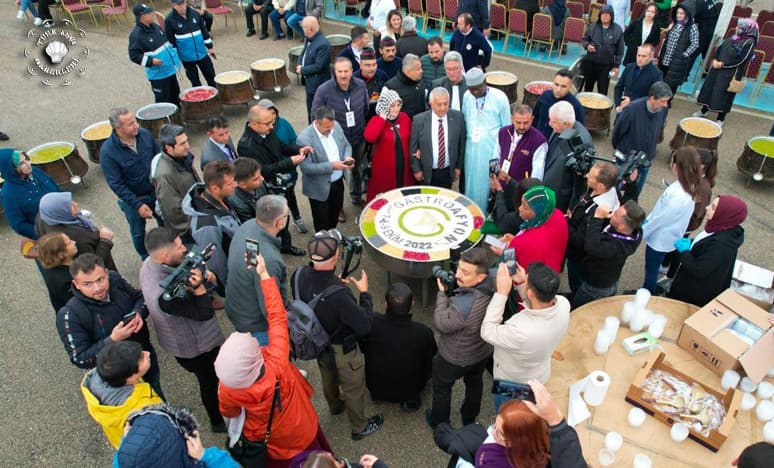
top-left (583, 371), bottom-right (611, 407)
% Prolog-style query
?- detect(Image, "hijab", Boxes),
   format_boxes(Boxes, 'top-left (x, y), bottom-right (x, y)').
top-left (39, 192), bottom-right (96, 231)
top-left (548, 0), bottom-right (567, 27)
top-left (375, 88), bottom-right (402, 120)
top-left (705, 195), bottom-right (747, 233)
top-left (520, 185), bottom-right (556, 230)
top-left (732, 18), bottom-right (759, 45)
top-left (214, 332), bottom-right (265, 389)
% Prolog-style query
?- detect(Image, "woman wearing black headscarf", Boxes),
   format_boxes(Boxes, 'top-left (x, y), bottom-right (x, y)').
top-left (668, 195), bottom-right (747, 307)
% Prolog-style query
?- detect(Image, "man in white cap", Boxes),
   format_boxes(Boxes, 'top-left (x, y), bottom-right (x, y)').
top-left (461, 67), bottom-right (511, 211)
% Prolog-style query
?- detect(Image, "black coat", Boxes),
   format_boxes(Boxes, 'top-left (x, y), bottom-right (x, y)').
top-left (385, 70), bottom-right (428, 118)
top-left (396, 32), bottom-right (428, 59)
top-left (668, 227), bottom-right (744, 307)
top-left (237, 124), bottom-right (300, 181)
top-left (361, 313), bottom-right (437, 402)
top-left (41, 265), bottom-right (72, 313)
top-left (35, 216), bottom-right (118, 272)
top-left (696, 37), bottom-right (755, 113)
top-left (299, 31), bottom-right (332, 95)
top-left (623, 18), bottom-right (661, 65)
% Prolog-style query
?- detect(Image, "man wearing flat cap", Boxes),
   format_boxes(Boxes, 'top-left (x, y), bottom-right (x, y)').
top-left (461, 68), bottom-right (511, 211)
top-left (129, 3), bottom-right (182, 105)
top-left (290, 231), bottom-right (384, 441)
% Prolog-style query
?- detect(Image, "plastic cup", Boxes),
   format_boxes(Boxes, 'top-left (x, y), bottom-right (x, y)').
top-left (721, 370), bottom-right (741, 390)
top-left (634, 288), bottom-right (651, 309)
top-left (756, 400), bottom-right (774, 422)
top-left (764, 420), bottom-right (774, 443)
top-left (628, 407), bottom-right (646, 427)
top-left (629, 310), bottom-right (648, 333)
top-left (740, 377), bottom-right (758, 393)
top-left (598, 448), bottom-right (615, 467)
top-left (594, 329), bottom-right (613, 355)
top-left (633, 453), bottom-right (652, 468)
top-left (604, 431), bottom-right (623, 452)
top-left (604, 316), bottom-right (620, 334)
top-left (621, 301), bottom-right (636, 324)
top-left (670, 423), bottom-right (689, 442)
top-left (741, 392), bottom-right (757, 411)
top-left (757, 381), bottom-right (774, 400)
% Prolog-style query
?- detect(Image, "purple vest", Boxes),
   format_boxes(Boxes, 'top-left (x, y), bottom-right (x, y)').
top-left (497, 125), bottom-right (547, 182)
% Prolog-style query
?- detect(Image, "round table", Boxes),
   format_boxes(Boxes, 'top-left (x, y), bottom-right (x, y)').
top-left (550, 296), bottom-right (768, 467)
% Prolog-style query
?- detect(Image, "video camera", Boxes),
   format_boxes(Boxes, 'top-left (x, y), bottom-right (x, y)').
top-left (160, 243), bottom-right (216, 301)
top-left (431, 245), bottom-right (463, 296)
top-left (562, 133), bottom-right (650, 183)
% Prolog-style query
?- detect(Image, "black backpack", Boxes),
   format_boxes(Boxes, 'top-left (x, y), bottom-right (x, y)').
top-left (287, 267), bottom-right (346, 360)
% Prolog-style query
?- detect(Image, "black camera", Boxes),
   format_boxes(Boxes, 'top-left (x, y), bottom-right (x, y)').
top-left (341, 235), bottom-right (363, 279)
top-left (160, 243), bottom-right (216, 301)
top-left (432, 265), bottom-right (457, 296)
top-left (615, 149), bottom-right (651, 183)
top-left (563, 133), bottom-right (598, 175)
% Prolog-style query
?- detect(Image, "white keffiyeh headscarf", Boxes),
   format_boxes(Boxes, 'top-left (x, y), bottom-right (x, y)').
top-left (375, 88), bottom-right (402, 120)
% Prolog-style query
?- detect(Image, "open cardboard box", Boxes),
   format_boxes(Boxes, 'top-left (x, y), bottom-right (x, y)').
top-left (677, 289), bottom-right (774, 383)
top-left (626, 350), bottom-right (741, 452)
top-left (731, 260), bottom-right (774, 309)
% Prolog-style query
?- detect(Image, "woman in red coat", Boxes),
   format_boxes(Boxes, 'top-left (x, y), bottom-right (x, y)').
top-left (364, 89), bottom-right (414, 202)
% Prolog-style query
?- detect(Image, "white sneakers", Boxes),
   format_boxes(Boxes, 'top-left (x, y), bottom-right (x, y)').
top-left (692, 110), bottom-right (708, 118)
top-left (33, 17), bottom-right (42, 26)
top-left (17, 10), bottom-right (25, 19)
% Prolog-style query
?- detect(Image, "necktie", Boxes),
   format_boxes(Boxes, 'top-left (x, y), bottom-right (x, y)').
top-left (226, 145), bottom-right (236, 161)
top-left (437, 118), bottom-right (446, 169)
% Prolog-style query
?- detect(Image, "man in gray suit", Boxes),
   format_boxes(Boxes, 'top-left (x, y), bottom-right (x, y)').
top-left (296, 106), bottom-right (354, 232)
top-left (200, 115), bottom-right (238, 171)
top-left (409, 88), bottom-right (466, 189)
top-left (431, 51), bottom-right (467, 111)
top-left (543, 100), bottom-right (593, 212)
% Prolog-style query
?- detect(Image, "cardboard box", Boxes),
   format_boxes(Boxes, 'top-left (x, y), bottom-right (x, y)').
top-left (677, 289), bottom-right (774, 383)
top-left (731, 260), bottom-right (774, 309)
top-left (626, 350), bottom-right (741, 452)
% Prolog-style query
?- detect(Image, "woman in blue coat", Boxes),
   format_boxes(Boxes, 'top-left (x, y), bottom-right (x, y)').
top-left (0, 148), bottom-right (59, 240)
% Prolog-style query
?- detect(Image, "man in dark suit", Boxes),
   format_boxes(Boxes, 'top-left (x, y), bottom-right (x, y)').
top-left (543, 100), bottom-right (593, 212)
top-left (361, 282), bottom-right (437, 412)
top-left (337, 25), bottom-right (370, 73)
top-left (614, 44), bottom-right (664, 110)
top-left (237, 103), bottom-right (311, 256)
top-left (297, 16), bottom-right (331, 122)
top-left (244, 0), bottom-right (273, 39)
top-left (449, 13), bottom-right (492, 71)
top-left (200, 115), bottom-right (238, 171)
top-left (431, 51), bottom-right (467, 111)
top-left (409, 87), bottom-right (466, 189)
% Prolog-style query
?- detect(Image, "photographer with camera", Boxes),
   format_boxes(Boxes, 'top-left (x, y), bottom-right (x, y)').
top-left (291, 230), bottom-right (384, 441)
top-left (481, 262), bottom-right (569, 412)
top-left (238, 103), bottom-right (312, 256)
top-left (225, 195), bottom-right (291, 345)
top-left (426, 247), bottom-right (494, 430)
top-left (612, 81), bottom-right (672, 191)
top-left (543, 101), bottom-right (592, 212)
top-left (139, 227), bottom-right (227, 433)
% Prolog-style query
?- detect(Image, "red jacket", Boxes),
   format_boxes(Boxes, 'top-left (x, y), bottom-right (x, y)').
top-left (508, 209), bottom-right (568, 273)
top-left (218, 279), bottom-right (318, 461)
top-left (364, 112), bottom-right (414, 201)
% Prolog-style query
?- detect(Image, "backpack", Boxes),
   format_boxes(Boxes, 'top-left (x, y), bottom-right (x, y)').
top-left (288, 266), bottom-right (347, 360)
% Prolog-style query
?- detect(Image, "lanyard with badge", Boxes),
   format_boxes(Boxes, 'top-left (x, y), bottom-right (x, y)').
top-left (471, 94), bottom-right (487, 143)
top-left (501, 128), bottom-right (520, 176)
top-left (344, 97), bottom-right (356, 128)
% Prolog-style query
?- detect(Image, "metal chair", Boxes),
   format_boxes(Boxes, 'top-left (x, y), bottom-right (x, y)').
top-left (753, 56), bottom-right (774, 101)
top-left (566, 1), bottom-right (584, 19)
top-left (528, 13), bottom-right (554, 57)
top-left (442, 0), bottom-right (459, 36)
top-left (489, 2), bottom-right (507, 43)
top-left (61, 0), bottom-right (99, 28)
top-left (630, 0), bottom-right (645, 22)
top-left (408, 0), bottom-right (425, 29)
top-left (204, 0), bottom-right (237, 31)
top-left (424, 0), bottom-right (443, 33)
top-left (744, 49), bottom-right (766, 82)
top-left (756, 35), bottom-right (774, 64)
top-left (505, 8), bottom-right (529, 52)
top-left (561, 16), bottom-right (585, 54)
top-left (99, 0), bottom-right (129, 31)
top-left (732, 5), bottom-right (752, 18)
top-left (757, 10), bottom-right (774, 30)
top-left (762, 21), bottom-right (774, 38)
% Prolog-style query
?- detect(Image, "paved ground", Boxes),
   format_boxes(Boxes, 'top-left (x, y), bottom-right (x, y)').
top-left (0, 5), bottom-right (772, 467)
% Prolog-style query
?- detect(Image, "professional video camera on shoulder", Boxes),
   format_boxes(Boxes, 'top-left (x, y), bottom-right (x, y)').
top-left (562, 132), bottom-right (650, 184)
top-left (160, 243), bottom-right (216, 300)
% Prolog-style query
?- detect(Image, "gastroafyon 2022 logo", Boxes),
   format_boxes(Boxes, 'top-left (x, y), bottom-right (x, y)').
top-left (24, 20), bottom-right (89, 86)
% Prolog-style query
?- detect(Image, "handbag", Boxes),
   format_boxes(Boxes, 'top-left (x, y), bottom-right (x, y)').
top-left (227, 379), bottom-right (280, 468)
top-left (727, 76), bottom-right (745, 93)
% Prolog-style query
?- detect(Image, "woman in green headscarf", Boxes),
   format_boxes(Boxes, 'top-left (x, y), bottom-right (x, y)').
top-left (491, 185), bottom-right (568, 273)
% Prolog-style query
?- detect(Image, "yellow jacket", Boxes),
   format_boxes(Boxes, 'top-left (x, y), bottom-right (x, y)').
top-left (80, 370), bottom-right (163, 448)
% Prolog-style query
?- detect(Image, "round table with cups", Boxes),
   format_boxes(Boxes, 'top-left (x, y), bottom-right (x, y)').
top-left (550, 295), bottom-right (769, 467)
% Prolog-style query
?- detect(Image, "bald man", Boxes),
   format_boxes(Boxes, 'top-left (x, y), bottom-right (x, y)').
top-left (297, 16), bottom-right (332, 122)
top-left (236, 104), bottom-right (312, 256)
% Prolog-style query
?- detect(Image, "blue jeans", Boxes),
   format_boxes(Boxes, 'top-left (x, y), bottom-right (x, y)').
top-left (145, 343), bottom-right (165, 400)
top-left (493, 393), bottom-right (511, 414)
top-left (251, 331), bottom-right (269, 346)
top-left (117, 196), bottom-right (162, 259)
top-left (637, 164), bottom-right (651, 193)
top-left (269, 9), bottom-right (287, 37)
top-left (21, 0), bottom-right (38, 16)
top-left (643, 245), bottom-right (667, 293)
top-left (287, 12), bottom-right (304, 36)
top-left (566, 257), bottom-right (583, 299)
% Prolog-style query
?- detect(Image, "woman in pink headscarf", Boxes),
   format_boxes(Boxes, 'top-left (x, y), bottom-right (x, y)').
top-left (215, 255), bottom-right (331, 467)
top-left (668, 195), bottom-right (747, 306)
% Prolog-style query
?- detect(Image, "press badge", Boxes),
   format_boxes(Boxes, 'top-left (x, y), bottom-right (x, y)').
top-left (346, 111), bottom-right (356, 127)
top-left (500, 159), bottom-right (511, 175)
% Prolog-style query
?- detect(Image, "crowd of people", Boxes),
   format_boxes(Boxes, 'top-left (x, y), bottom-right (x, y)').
top-left (3, 1), bottom-right (770, 467)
